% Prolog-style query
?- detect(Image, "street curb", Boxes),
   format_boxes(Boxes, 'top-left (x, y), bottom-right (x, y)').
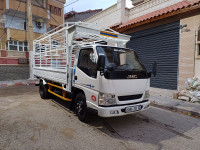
top-left (0, 80), bottom-right (39, 88)
top-left (150, 101), bottom-right (200, 118)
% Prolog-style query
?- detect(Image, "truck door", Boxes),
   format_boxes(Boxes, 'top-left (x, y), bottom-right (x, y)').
top-left (74, 48), bottom-right (99, 108)
top-left (77, 48), bottom-right (97, 78)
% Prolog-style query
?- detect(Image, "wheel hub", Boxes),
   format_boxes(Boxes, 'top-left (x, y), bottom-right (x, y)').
top-left (77, 101), bottom-right (84, 114)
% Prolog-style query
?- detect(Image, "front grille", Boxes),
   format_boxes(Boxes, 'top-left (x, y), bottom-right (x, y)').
top-left (118, 94), bottom-right (143, 101)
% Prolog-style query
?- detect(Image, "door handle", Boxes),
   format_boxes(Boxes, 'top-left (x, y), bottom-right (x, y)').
top-left (74, 76), bottom-right (77, 80)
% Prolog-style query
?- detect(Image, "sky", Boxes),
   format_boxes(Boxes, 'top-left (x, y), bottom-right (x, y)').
top-left (64, 0), bottom-right (133, 13)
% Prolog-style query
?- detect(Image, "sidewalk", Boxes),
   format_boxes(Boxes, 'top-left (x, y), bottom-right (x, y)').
top-left (0, 79), bottom-right (39, 87)
top-left (150, 95), bottom-right (200, 117)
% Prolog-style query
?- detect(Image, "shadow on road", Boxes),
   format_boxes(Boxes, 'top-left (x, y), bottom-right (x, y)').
top-left (49, 95), bottom-right (198, 150)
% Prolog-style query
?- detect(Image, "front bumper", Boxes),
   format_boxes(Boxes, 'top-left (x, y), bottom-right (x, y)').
top-left (98, 100), bottom-right (150, 117)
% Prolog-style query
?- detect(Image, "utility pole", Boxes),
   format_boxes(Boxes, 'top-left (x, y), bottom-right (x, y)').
top-left (27, 0), bottom-right (34, 79)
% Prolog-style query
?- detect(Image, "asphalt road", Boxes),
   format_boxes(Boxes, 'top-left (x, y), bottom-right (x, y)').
top-left (0, 85), bottom-right (200, 150)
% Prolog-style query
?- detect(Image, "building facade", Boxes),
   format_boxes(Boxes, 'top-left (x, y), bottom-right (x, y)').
top-left (84, 0), bottom-right (200, 92)
top-left (84, 0), bottom-right (128, 29)
top-left (65, 9), bottom-right (102, 22)
top-left (0, 0), bottom-right (65, 81)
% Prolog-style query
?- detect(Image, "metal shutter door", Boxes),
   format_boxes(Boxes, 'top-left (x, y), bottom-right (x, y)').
top-left (127, 21), bottom-right (180, 90)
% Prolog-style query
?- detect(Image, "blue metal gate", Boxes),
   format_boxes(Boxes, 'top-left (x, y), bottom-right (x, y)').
top-left (127, 21), bottom-right (180, 90)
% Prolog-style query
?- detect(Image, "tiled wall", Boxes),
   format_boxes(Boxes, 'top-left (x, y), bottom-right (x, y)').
top-left (179, 14), bottom-right (200, 90)
top-left (0, 65), bottom-right (29, 81)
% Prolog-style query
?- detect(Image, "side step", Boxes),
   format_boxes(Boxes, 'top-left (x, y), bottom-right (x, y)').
top-left (48, 83), bottom-right (72, 101)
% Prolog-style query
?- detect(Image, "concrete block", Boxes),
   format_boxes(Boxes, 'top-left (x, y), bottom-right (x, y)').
top-left (173, 92), bottom-right (179, 99)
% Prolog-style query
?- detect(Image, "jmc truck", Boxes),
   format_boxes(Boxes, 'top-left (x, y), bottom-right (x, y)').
top-left (33, 22), bottom-right (156, 122)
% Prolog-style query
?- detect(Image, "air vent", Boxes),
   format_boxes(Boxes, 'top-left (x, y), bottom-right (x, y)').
top-left (118, 94), bottom-right (143, 101)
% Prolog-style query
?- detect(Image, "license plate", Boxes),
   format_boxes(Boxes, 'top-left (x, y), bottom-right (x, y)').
top-left (125, 105), bottom-right (142, 113)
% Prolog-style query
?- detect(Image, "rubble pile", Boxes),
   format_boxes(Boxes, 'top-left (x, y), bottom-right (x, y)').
top-left (178, 77), bottom-right (200, 103)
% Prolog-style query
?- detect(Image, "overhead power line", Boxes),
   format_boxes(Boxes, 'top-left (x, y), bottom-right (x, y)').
top-left (51, 0), bottom-right (66, 5)
top-left (64, 0), bottom-right (79, 8)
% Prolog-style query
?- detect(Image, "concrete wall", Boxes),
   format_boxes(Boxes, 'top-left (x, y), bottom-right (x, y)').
top-left (65, 11), bottom-right (102, 22)
top-left (8, 0), bottom-right (48, 18)
top-left (84, 4), bottom-right (121, 29)
top-left (6, 50), bottom-right (27, 57)
top-left (48, 0), bottom-right (64, 27)
top-left (0, 50), bottom-right (28, 64)
top-left (0, 0), bottom-right (5, 10)
top-left (0, 65), bottom-right (29, 81)
top-left (179, 14), bottom-right (200, 90)
top-left (7, 28), bottom-right (42, 42)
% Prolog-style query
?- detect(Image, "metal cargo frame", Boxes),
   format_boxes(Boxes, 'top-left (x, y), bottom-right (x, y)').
top-left (33, 22), bottom-right (130, 92)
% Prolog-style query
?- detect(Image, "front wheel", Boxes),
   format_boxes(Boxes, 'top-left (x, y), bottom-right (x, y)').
top-left (75, 93), bottom-right (89, 122)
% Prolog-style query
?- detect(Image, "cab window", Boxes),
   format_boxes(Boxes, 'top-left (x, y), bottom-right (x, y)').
top-left (77, 49), bottom-right (97, 78)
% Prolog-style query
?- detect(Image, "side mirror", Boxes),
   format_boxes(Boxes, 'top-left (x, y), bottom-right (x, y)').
top-left (152, 62), bottom-right (157, 77)
top-left (97, 55), bottom-right (105, 75)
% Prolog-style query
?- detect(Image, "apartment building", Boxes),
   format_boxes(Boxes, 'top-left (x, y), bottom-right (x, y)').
top-left (0, 0), bottom-right (65, 81)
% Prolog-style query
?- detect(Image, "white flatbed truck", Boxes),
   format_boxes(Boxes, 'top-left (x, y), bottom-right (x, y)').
top-left (33, 22), bottom-right (155, 122)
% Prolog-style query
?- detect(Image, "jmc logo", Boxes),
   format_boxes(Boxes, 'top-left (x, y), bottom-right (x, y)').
top-left (127, 75), bottom-right (138, 79)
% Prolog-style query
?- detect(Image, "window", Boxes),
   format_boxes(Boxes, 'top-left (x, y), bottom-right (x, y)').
top-left (8, 41), bottom-right (28, 51)
top-left (77, 49), bottom-right (97, 78)
top-left (96, 46), bottom-right (145, 71)
top-left (54, 7), bottom-right (57, 15)
top-left (58, 8), bottom-right (61, 16)
top-left (50, 5), bottom-right (54, 13)
top-left (32, 0), bottom-right (45, 7)
top-left (20, 0), bottom-right (45, 7)
top-left (50, 5), bottom-right (61, 16)
top-left (50, 5), bottom-right (52, 13)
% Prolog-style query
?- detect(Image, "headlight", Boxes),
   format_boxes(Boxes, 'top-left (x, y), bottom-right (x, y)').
top-left (144, 90), bottom-right (150, 99)
top-left (99, 93), bottom-right (117, 106)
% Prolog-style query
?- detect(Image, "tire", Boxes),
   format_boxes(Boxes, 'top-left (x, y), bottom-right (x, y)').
top-left (39, 81), bottom-right (49, 99)
top-left (75, 93), bottom-right (89, 122)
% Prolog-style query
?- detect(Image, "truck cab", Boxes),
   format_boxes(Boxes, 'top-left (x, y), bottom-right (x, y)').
top-left (73, 44), bottom-right (150, 121)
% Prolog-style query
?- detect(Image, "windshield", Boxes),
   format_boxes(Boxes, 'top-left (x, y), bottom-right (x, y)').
top-left (96, 46), bottom-right (145, 71)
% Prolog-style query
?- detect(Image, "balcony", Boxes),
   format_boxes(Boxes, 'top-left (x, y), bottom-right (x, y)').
top-left (4, 0), bottom-right (48, 19)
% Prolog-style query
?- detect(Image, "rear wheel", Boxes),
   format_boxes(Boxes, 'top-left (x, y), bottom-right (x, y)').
top-left (75, 93), bottom-right (89, 122)
top-left (39, 81), bottom-right (49, 99)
